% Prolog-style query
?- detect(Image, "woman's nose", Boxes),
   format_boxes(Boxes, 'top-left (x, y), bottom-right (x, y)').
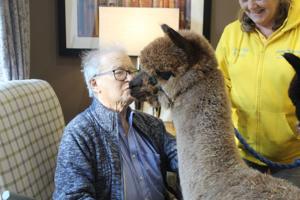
top-left (247, 0), bottom-right (258, 10)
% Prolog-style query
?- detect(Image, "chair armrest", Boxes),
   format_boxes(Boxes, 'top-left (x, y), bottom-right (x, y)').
top-left (1, 191), bottom-right (34, 200)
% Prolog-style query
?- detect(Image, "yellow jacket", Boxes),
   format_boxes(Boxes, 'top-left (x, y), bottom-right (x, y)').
top-left (216, 0), bottom-right (300, 165)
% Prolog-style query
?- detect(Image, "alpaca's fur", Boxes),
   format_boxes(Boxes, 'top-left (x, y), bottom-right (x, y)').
top-left (129, 25), bottom-right (300, 199)
top-left (283, 53), bottom-right (300, 124)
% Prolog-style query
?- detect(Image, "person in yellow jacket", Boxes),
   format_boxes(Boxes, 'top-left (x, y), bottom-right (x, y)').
top-left (216, 0), bottom-right (300, 187)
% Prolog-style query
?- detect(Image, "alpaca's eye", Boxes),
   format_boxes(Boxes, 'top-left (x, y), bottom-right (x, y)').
top-left (148, 76), bottom-right (158, 85)
top-left (156, 70), bottom-right (174, 80)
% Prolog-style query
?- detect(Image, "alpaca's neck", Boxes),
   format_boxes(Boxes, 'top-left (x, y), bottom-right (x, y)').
top-left (173, 104), bottom-right (241, 172)
top-left (171, 69), bottom-right (243, 179)
top-left (162, 68), bottom-right (206, 105)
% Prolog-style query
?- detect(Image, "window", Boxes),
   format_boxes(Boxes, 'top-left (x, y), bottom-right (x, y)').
top-left (0, 7), bottom-right (5, 81)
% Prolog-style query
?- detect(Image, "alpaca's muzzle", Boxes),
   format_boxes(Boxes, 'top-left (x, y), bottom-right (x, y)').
top-left (129, 71), bottom-right (174, 107)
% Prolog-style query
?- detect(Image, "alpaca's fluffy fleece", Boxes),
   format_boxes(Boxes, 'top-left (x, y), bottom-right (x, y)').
top-left (129, 25), bottom-right (300, 200)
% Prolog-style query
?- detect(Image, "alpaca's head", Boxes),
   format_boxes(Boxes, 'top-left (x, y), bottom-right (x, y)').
top-left (129, 24), bottom-right (217, 108)
top-left (283, 53), bottom-right (300, 129)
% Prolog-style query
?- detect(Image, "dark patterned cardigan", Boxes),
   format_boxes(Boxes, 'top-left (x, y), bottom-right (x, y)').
top-left (53, 98), bottom-right (179, 200)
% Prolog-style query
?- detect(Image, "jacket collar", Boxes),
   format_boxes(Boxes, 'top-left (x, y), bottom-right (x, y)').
top-left (89, 98), bottom-right (155, 142)
top-left (268, 0), bottom-right (300, 41)
top-left (89, 98), bottom-right (119, 133)
top-left (131, 111), bottom-right (161, 154)
top-left (90, 98), bottom-right (140, 134)
top-left (283, 0), bottom-right (300, 32)
top-left (132, 112), bottom-right (153, 137)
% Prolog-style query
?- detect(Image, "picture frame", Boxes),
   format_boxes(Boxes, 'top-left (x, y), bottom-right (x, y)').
top-left (58, 0), bottom-right (212, 56)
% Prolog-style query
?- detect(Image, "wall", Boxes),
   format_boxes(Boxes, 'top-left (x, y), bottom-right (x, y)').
top-left (30, 0), bottom-right (240, 123)
top-left (30, 0), bottom-right (90, 123)
top-left (210, 0), bottom-right (240, 48)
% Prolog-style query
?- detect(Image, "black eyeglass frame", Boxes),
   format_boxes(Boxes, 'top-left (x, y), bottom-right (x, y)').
top-left (93, 68), bottom-right (139, 81)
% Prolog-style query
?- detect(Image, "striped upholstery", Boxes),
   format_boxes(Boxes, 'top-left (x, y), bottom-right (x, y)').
top-left (0, 79), bottom-right (65, 199)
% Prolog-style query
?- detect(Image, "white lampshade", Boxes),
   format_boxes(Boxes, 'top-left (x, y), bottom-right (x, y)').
top-left (99, 7), bottom-right (179, 56)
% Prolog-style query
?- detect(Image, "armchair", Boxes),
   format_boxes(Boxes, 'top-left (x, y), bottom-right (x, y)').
top-left (0, 79), bottom-right (65, 199)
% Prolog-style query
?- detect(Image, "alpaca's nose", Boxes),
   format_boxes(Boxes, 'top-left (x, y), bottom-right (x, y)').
top-left (129, 76), bottom-right (143, 89)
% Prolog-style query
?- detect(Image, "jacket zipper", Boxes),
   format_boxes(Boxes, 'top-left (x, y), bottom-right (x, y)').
top-left (256, 41), bottom-right (266, 153)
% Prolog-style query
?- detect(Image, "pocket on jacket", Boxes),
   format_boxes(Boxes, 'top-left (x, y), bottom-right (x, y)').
top-left (261, 112), bottom-right (300, 145)
top-left (285, 112), bottom-right (300, 139)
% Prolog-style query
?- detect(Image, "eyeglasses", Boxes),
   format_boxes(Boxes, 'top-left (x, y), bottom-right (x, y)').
top-left (93, 68), bottom-right (139, 81)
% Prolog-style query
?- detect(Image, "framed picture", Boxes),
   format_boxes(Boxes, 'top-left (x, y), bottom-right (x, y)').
top-left (58, 0), bottom-right (212, 56)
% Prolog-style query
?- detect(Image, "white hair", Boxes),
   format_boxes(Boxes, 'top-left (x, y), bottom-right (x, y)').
top-left (81, 45), bottom-right (128, 97)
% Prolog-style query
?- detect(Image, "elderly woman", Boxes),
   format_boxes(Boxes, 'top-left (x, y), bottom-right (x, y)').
top-left (216, 0), bottom-right (300, 186)
top-left (53, 46), bottom-right (179, 200)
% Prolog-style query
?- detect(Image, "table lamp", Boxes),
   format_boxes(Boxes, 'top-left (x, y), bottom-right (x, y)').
top-left (98, 7), bottom-right (179, 56)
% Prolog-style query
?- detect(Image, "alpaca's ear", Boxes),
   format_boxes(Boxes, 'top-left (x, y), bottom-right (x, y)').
top-left (161, 24), bottom-right (200, 65)
top-left (283, 53), bottom-right (300, 74)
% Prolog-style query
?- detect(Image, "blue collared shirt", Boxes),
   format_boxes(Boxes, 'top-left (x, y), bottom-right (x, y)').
top-left (118, 111), bottom-right (165, 200)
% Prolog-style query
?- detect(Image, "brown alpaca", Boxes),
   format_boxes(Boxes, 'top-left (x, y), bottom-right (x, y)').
top-left (129, 24), bottom-right (300, 200)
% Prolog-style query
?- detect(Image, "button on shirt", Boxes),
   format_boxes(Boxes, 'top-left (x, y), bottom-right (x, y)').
top-left (118, 111), bottom-right (165, 200)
